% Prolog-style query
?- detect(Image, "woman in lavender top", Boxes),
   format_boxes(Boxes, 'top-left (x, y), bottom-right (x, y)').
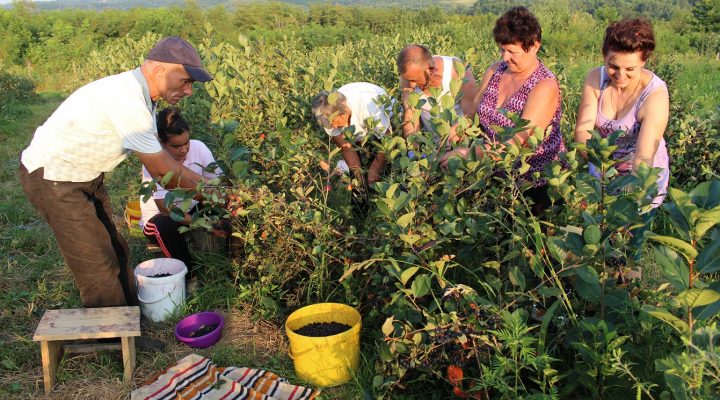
top-left (574, 18), bottom-right (670, 208)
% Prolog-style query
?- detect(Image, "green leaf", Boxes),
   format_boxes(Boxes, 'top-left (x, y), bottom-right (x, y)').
top-left (440, 93), bottom-right (454, 110)
top-left (565, 232), bottom-right (585, 255)
top-left (400, 267), bottom-right (420, 285)
top-left (169, 207), bottom-right (186, 223)
top-left (646, 233), bottom-right (698, 262)
top-left (399, 233), bottom-right (421, 245)
top-left (663, 374), bottom-right (688, 400)
top-left (576, 173), bottom-right (602, 203)
top-left (546, 236), bottom-right (568, 264)
top-left (574, 265), bottom-right (601, 302)
top-left (381, 317), bottom-right (395, 336)
top-left (696, 282), bottom-right (720, 320)
top-left (450, 78), bottom-right (462, 97)
top-left (229, 146), bottom-right (251, 161)
top-left (407, 91), bottom-right (420, 108)
top-left (607, 197), bottom-right (638, 226)
top-left (583, 225), bottom-right (601, 245)
top-left (653, 245), bottom-right (689, 290)
top-left (664, 203), bottom-right (691, 241)
top-left (538, 286), bottom-right (562, 298)
top-left (689, 180), bottom-right (720, 209)
top-left (697, 237), bottom-right (720, 274)
top-left (675, 289), bottom-right (720, 308)
top-left (378, 341), bottom-right (393, 362)
top-left (668, 187), bottom-right (699, 226)
top-left (575, 264), bottom-right (598, 283)
top-left (508, 266), bottom-right (526, 291)
top-left (386, 183), bottom-right (399, 199)
top-left (642, 305), bottom-right (689, 335)
top-left (160, 171), bottom-right (175, 186)
top-left (411, 274), bottom-right (431, 298)
top-left (693, 205), bottom-right (720, 239)
top-left (482, 261), bottom-right (500, 270)
top-left (396, 212), bottom-right (415, 229)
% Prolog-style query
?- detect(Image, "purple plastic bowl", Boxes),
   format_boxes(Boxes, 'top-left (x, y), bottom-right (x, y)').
top-left (175, 311), bottom-right (224, 348)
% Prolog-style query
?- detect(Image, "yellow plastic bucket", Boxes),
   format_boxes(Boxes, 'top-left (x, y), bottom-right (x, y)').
top-left (124, 201), bottom-right (143, 237)
top-left (285, 303), bottom-right (361, 387)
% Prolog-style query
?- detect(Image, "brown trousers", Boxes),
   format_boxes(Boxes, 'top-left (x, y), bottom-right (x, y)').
top-left (19, 163), bottom-right (138, 308)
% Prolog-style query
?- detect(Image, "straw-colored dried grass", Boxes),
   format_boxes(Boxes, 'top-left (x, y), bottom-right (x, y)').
top-left (222, 307), bottom-right (288, 362)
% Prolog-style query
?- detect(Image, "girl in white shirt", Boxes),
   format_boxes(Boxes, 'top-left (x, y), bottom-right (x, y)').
top-left (141, 108), bottom-right (221, 274)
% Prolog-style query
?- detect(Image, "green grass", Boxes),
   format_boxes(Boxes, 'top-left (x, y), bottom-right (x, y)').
top-left (0, 94), bottom-right (74, 397)
top-left (674, 56), bottom-right (720, 112)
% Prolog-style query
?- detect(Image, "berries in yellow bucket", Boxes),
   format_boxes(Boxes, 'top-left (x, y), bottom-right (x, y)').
top-left (285, 303), bottom-right (361, 387)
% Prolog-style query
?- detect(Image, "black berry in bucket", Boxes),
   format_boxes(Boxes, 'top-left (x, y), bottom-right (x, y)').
top-left (294, 321), bottom-right (351, 337)
top-left (147, 273), bottom-right (172, 278)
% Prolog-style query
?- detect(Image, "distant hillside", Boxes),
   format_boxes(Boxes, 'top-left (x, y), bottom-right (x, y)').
top-left (1, 0), bottom-right (692, 19)
top-left (1, 0), bottom-right (476, 11)
top-left (2, 0), bottom-right (229, 10)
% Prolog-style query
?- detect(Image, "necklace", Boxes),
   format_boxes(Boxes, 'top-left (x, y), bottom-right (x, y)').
top-left (610, 77), bottom-right (642, 116)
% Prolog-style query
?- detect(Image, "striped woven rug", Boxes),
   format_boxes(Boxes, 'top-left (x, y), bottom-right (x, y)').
top-left (131, 353), bottom-right (319, 400)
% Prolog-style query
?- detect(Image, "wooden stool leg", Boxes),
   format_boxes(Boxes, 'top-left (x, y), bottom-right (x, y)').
top-left (40, 340), bottom-right (63, 394)
top-left (121, 337), bottom-right (135, 381)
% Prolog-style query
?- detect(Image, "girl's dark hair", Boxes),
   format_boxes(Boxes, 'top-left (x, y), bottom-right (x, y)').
top-left (493, 6), bottom-right (542, 52)
top-left (156, 107), bottom-right (190, 143)
top-left (602, 18), bottom-right (655, 61)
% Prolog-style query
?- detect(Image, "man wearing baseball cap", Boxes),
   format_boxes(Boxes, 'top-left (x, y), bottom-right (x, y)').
top-left (19, 36), bottom-right (212, 350)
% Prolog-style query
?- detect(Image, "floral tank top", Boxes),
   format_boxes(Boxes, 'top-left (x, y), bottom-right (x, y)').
top-left (595, 67), bottom-right (669, 207)
top-left (477, 60), bottom-right (565, 186)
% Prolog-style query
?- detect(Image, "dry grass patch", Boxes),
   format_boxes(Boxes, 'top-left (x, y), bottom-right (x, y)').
top-left (222, 307), bottom-right (288, 364)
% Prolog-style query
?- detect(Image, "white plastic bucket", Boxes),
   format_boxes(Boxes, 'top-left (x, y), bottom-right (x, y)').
top-left (134, 258), bottom-right (187, 322)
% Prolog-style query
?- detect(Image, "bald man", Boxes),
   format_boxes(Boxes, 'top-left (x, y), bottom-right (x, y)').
top-left (397, 44), bottom-right (479, 139)
top-left (19, 37), bottom-right (212, 316)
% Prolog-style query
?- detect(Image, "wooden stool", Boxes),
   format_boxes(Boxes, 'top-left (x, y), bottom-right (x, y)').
top-left (33, 306), bottom-right (141, 394)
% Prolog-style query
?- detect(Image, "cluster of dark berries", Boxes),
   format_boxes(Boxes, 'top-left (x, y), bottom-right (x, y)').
top-left (473, 308), bottom-right (502, 330)
top-left (447, 346), bottom-right (467, 366)
top-left (397, 356), bottom-right (413, 369)
top-left (607, 255), bottom-right (626, 268)
top-left (148, 273), bottom-right (172, 278)
top-left (294, 321), bottom-right (351, 337)
top-left (433, 328), bottom-right (464, 345)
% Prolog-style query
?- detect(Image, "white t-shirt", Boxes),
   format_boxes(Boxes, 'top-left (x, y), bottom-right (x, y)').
top-left (21, 68), bottom-right (162, 182)
top-left (140, 139), bottom-right (221, 227)
top-left (416, 55), bottom-right (464, 131)
top-left (324, 82), bottom-right (392, 142)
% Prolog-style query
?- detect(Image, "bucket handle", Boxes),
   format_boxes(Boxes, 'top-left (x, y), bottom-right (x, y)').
top-left (288, 346), bottom-right (316, 360)
top-left (287, 337), bottom-right (351, 359)
top-left (137, 282), bottom-right (183, 304)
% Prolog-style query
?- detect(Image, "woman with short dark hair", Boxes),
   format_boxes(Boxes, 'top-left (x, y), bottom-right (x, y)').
top-left (442, 6), bottom-right (565, 214)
